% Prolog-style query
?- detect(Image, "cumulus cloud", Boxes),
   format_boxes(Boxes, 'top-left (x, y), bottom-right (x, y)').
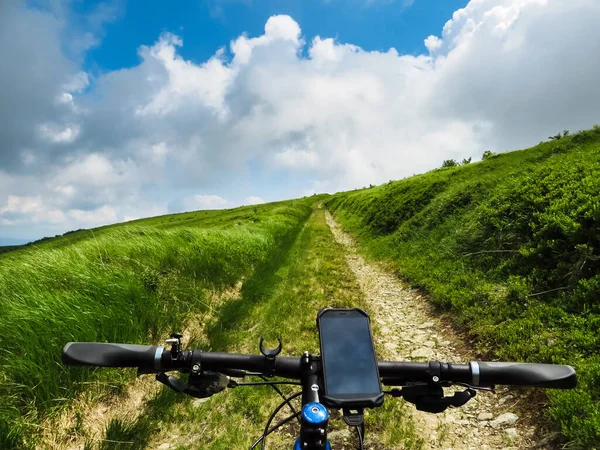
top-left (246, 196), bottom-right (266, 205)
top-left (231, 15), bottom-right (302, 64)
top-left (0, 195), bottom-right (118, 227)
top-left (424, 35), bottom-right (443, 52)
top-left (274, 148), bottom-right (320, 170)
top-left (192, 195), bottom-right (229, 208)
top-left (0, 0), bottom-right (79, 169)
top-left (39, 123), bottom-right (81, 143)
top-left (2, 0), bottom-right (600, 240)
top-left (0, 196), bottom-right (44, 216)
top-left (169, 195), bottom-right (229, 213)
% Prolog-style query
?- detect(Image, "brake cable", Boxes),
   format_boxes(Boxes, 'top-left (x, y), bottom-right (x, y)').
top-left (248, 411), bottom-right (301, 450)
top-left (228, 376), bottom-right (301, 423)
top-left (230, 380), bottom-right (302, 387)
top-left (246, 391), bottom-right (303, 450)
top-left (260, 391), bottom-right (303, 450)
top-left (258, 375), bottom-right (301, 421)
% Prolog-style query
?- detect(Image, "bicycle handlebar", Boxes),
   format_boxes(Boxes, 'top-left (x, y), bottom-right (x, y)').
top-left (62, 343), bottom-right (162, 371)
top-left (61, 342), bottom-right (577, 389)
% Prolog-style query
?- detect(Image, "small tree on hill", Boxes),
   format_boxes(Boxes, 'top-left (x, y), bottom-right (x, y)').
top-left (482, 150), bottom-right (495, 160)
top-left (461, 157), bottom-right (472, 165)
top-left (549, 130), bottom-right (570, 141)
top-left (441, 159), bottom-right (458, 168)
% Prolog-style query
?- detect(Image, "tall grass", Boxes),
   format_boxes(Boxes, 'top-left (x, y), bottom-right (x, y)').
top-left (326, 126), bottom-right (600, 448)
top-left (0, 200), bottom-right (317, 448)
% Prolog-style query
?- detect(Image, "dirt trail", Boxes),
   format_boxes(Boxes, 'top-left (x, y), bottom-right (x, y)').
top-left (325, 211), bottom-right (538, 450)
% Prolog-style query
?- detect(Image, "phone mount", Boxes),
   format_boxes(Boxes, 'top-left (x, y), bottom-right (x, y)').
top-left (342, 409), bottom-right (364, 427)
top-left (260, 335), bottom-right (282, 376)
top-left (260, 335), bottom-right (282, 357)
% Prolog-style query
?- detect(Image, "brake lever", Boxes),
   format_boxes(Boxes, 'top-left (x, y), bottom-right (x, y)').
top-left (453, 382), bottom-right (495, 393)
top-left (391, 383), bottom-right (478, 414)
top-left (415, 387), bottom-right (477, 413)
top-left (156, 372), bottom-right (190, 393)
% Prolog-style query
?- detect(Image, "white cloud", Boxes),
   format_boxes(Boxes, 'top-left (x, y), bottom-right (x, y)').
top-left (0, 195), bottom-right (119, 227)
top-left (424, 35), bottom-right (443, 52)
top-left (309, 37), bottom-right (360, 63)
top-left (67, 205), bottom-right (118, 226)
top-left (246, 196), bottom-right (265, 205)
top-left (134, 33), bottom-right (233, 117)
top-left (231, 15), bottom-right (302, 64)
top-left (274, 148), bottom-right (320, 170)
top-left (63, 71), bottom-right (90, 93)
top-left (59, 154), bottom-right (120, 188)
top-left (39, 123), bottom-right (81, 143)
top-left (2, 1), bottom-right (600, 240)
top-left (124, 204), bottom-right (167, 223)
top-left (169, 194), bottom-right (229, 213)
top-left (37, 208), bottom-right (67, 225)
top-left (0, 195), bottom-right (43, 215)
top-left (193, 195), bottom-right (229, 208)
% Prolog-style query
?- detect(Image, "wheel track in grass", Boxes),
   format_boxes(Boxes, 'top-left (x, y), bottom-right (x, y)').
top-left (324, 211), bottom-right (539, 450)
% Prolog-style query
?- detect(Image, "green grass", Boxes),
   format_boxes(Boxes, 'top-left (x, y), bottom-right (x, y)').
top-left (325, 126), bottom-right (600, 448)
top-left (0, 246), bottom-right (21, 255)
top-left (0, 198), bottom-right (321, 449)
top-left (96, 207), bottom-right (422, 450)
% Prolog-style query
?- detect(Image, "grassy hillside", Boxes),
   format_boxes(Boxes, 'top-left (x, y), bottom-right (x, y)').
top-left (325, 126), bottom-right (600, 448)
top-left (0, 198), bottom-right (321, 448)
top-left (0, 246), bottom-right (21, 255)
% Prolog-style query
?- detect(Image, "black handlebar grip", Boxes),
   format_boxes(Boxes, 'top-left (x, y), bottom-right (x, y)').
top-left (62, 342), bottom-right (163, 371)
top-left (476, 362), bottom-right (577, 389)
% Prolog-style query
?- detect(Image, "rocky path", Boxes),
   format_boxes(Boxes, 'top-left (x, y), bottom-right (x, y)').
top-left (325, 211), bottom-right (538, 450)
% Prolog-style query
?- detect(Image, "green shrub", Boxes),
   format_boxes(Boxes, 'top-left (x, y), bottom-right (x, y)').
top-left (482, 150), bottom-right (495, 160)
top-left (441, 159), bottom-right (458, 168)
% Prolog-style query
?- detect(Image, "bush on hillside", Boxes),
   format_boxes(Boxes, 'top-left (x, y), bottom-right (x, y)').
top-left (549, 130), bottom-right (570, 140)
top-left (441, 159), bottom-right (458, 168)
top-left (482, 150), bottom-right (496, 160)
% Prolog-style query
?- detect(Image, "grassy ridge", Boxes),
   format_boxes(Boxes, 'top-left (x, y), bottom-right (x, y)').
top-left (0, 199), bottom-right (318, 449)
top-left (325, 127), bottom-right (600, 448)
top-left (0, 246), bottom-right (21, 255)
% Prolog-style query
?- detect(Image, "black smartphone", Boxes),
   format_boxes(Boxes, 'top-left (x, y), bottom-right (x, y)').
top-left (316, 308), bottom-right (384, 409)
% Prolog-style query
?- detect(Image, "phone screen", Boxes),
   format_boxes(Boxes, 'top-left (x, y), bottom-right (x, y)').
top-left (320, 311), bottom-right (381, 397)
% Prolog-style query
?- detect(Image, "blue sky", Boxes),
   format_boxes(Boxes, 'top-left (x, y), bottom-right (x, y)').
top-left (1, 0), bottom-right (600, 244)
top-left (83, 0), bottom-right (466, 71)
